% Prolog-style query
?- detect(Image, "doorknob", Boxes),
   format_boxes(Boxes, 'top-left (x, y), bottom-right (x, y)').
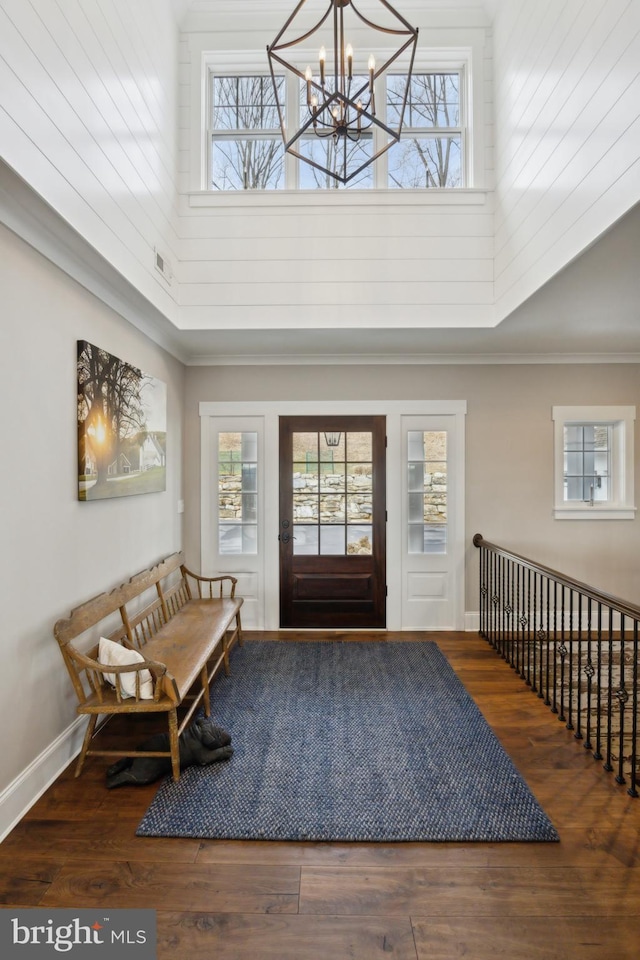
top-left (278, 531), bottom-right (296, 543)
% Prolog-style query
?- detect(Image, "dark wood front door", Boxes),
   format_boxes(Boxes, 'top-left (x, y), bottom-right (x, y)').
top-left (279, 416), bottom-right (386, 628)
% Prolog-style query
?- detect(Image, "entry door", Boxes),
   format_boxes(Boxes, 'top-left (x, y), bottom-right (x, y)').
top-left (279, 416), bottom-right (386, 628)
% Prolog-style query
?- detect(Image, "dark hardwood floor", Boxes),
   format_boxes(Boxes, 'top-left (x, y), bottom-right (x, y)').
top-left (1, 632), bottom-right (639, 959)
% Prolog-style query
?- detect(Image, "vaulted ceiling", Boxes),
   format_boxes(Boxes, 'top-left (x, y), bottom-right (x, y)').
top-left (172, 0), bottom-right (640, 363)
top-left (1, 0), bottom-right (638, 364)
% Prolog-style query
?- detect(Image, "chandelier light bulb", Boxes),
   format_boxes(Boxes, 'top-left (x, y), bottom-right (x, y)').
top-left (345, 43), bottom-right (353, 80)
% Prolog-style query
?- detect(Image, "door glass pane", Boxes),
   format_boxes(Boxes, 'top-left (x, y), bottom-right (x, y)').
top-left (293, 525), bottom-right (318, 554)
top-left (320, 494), bottom-right (345, 523)
top-left (320, 525), bottom-right (346, 554)
top-left (218, 431), bottom-right (258, 554)
top-left (320, 432), bottom-right (345, 460)
top-left (294, 461), bottom-right (318, 492)
top-left (293, 494), bottom-right (318, 522)
top-left (408, 430), bottom-right (447, 554)
top-left (320, 462), bottom-right (345, 492)
top-left (347, 464), bottom-right (373, 493)
top-left (347, 494), bottom-right (372, 523)
top-left (348, 525), bottom-right (373, 554)
top-left (293, 430), bottom-right (373, 555)
top-left (347, 432), bottom-right (372, 460)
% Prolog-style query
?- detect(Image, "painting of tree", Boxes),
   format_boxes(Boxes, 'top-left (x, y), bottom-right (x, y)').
top-left (77, 341), bottom-right (167, 500)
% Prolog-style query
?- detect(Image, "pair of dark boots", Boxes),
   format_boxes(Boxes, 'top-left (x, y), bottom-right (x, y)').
top-left (106, 716), bottom-right (232, 788)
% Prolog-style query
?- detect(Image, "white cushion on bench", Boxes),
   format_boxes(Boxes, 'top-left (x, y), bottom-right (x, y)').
top-left (98, 637), bottom-right (154, 699)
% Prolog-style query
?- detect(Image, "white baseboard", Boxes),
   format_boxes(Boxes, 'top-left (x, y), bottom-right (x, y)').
top-left (465, 611), bottom-right (480, 632)
top-left (0, 716), bottom-right (86, 842)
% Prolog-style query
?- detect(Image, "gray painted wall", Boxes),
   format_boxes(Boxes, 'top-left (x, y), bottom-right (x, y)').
top-left (184, 362), bottom-right (640, 611)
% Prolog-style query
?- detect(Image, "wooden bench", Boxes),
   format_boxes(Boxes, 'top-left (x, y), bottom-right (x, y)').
top-left (54, 552), bottom-right (243, 782)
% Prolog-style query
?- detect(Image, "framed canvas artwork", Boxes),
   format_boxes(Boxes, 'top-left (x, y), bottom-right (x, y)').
top-left (77, 340), bottom-right (167, 500)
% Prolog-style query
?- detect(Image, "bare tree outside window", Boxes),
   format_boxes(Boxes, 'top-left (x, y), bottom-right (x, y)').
top-left (296, 78), bottom-right (374, 189)
top-left (387, 73), bottom-right (462, 188)
top-left (298, 136), bottom-right (374, 189)
top-left (208, 70), bottom-right (464, 190)
top-left (210, 76), bottom-right (285, 190)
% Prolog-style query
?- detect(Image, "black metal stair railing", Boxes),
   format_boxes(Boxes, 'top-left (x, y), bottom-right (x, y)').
top-left (473, 533), bottom-right (639, 798)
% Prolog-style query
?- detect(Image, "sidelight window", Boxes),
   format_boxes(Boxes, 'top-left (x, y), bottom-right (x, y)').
top-left (407, 430), bottom-right (447, 554)
top-left (217, 432), bottom-right (258, 553)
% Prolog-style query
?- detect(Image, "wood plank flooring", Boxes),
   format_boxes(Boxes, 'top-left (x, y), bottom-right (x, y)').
top-left (1, 632), bottom-right (639, 959)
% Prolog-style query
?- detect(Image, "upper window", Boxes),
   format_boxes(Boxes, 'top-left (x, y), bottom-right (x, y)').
top-left (209, 76), bottom-right (285, 190)
top-left (388, 73), bottom-right (462, 189)
top-left (552, 406), bottom-right (636, 520)
top-left (208, 68), bottom-right (464, 191)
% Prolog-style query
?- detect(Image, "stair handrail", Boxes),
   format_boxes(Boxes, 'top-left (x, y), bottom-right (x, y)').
top-left (473, 533), bottom-right (640, 621)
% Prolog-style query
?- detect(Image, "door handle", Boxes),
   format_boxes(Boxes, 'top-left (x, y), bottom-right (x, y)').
top-left (278, 532), bottom-right (296, 543)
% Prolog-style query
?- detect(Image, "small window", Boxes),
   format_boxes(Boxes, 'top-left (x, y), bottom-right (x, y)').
top-left (563, 424), bottom-right (611, 503)
top-left (552, 407), bottom-right (636, 520)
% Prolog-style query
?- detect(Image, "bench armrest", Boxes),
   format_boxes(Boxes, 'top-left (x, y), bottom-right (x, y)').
top-left (70, 647), bottom-right (168, 704)
top-left (181, 565), bottom-right (238, 599)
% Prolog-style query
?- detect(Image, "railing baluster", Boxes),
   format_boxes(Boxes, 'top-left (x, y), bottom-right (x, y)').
top-left (567, 588), bottom-right (575, 732)
top-left (531, 570), bottom-right (538, 693)
top-left (594, 601), bottom-right (603, 762)
top-left (616, 616), bottom-right (627, 785)
top-left (575, 593), bottom-right (583, 741)
top-left (551, 580), bottom-right (558, 715)
top-left (544, 575), bottom-right (551, 706)
top-left (584, 597), bottom-right (593, 752)
top-left (629, 620), bottom-right (638, 798)
top-left (516, 561), bottom-right (523, 676)
top-left (559, 584), bottom-right (567, 725)
top-left (605, 608), bottom-right (614, 773)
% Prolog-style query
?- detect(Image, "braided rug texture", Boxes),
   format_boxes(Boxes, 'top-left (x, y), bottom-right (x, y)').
top-left (137, 641), bottom-right (559, 842)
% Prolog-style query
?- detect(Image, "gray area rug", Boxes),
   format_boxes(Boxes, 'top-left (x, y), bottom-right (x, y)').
top-left (137, 641), bottom-right (559, 842)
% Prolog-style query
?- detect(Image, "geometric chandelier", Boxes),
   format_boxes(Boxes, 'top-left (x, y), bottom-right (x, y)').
top-left (267, 0), bottom-right (419, 185)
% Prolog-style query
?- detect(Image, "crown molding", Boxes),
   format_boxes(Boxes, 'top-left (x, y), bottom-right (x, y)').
top-left (185, 352), bottom-right (640, 366)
